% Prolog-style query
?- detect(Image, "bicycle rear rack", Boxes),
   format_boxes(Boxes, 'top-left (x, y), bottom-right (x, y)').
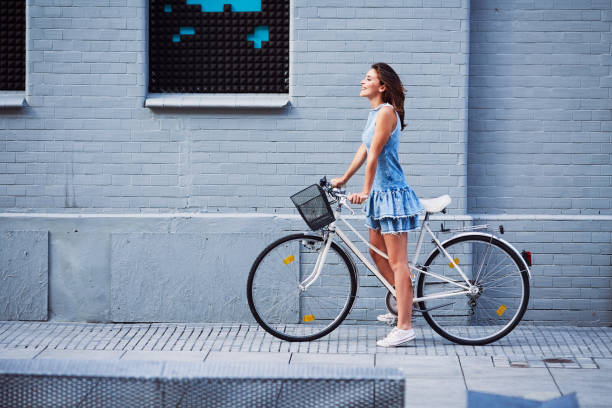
top-left (439, 223), bottom-right (496, 233)
top-left (439, 223), bottom-right (506, 235)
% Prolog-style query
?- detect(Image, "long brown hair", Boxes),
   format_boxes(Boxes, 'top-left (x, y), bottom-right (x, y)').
top-left (371, 62), bottom-right (406, 130)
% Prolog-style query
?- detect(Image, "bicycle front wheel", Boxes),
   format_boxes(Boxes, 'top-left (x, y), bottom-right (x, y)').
top-left (416, 233), bottom-right (530, 345)
top-left (247, 233), bottom-right (357, 342)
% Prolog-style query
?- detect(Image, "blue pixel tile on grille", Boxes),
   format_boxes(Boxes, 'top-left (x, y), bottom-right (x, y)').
top-left (173, 26), bottom-right (195, 42)
top-left (247, 26), bottom-right (268, 48)
top-left (0, 1), bottom-right (25, 91)
top-left (186, 0), bottom-right (262, 12)
top-left (149, 0), bottom-right (289, 93)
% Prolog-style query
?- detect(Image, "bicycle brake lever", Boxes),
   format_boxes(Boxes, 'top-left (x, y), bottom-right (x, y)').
top-left (343, 199), bottom-right (355, 215)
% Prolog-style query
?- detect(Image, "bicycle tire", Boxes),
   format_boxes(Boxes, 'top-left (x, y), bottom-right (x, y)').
top-left (247, 233), bottom-right (357, 342)
top-left (416, 233), bottom-right (530, 345)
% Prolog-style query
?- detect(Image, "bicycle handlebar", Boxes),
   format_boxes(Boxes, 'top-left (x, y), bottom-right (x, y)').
top-left (319, 176), bottom-right (347, 198)
top-left (319, 176), bottom-right (356, 214)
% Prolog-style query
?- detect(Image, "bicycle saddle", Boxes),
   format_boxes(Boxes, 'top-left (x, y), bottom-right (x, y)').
top-left (420, 194), bottom-right (452, 213)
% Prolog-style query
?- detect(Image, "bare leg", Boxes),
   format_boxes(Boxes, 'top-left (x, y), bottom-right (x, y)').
top-left (368, 229), bottom-right (395, 286)
top-left (382, 232), bottom-right (413, 330)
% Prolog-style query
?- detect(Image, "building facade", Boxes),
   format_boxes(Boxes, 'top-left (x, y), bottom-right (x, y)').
top-left (0, 0), bottom-right (610, 325)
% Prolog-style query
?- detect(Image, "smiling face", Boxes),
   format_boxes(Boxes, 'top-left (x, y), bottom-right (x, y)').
top-left (360, 68), bottom-right (386, 99)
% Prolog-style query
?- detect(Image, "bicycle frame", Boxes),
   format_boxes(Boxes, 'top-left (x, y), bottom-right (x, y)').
top-left (299, 209), bottom-right (474, 304)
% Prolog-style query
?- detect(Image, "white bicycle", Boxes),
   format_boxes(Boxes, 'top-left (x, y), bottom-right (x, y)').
top-left (247, 178), bottom-right (532, 345)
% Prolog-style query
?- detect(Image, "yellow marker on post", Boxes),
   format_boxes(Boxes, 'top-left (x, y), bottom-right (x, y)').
top-left (496, 305), bottom-right (507, 317)
top-left (283, 255), bottom-right (295, 265)
top-left (303, 314), bottom-right (315, 322)
top-left (448, 258), bottom-right (460, 268)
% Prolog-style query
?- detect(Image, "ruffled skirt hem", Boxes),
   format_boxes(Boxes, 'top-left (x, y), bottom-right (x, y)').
top-left (363, 186), bottom-right (424, 220)
top-left (365, 213), bottom-right (420, 234)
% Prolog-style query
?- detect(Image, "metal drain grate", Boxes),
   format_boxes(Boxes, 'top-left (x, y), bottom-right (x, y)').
top-left (493, 356), bottom-right (599, 369)
top-left (0, 359), bottom-right (405, 408)
top-left (542, 358), bottom-right (574, 364)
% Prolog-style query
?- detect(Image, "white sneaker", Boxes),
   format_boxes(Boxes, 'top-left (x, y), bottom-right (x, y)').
top-left (377, 312), bottom-right (397, 324)
top-left (376, 327), bottom-right (416, 347)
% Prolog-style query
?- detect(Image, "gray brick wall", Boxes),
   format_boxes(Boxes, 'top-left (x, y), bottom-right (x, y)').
top-left (0, 0), bottom-right (470, 213)
top-left (468, 0), bottom-right (612, 215)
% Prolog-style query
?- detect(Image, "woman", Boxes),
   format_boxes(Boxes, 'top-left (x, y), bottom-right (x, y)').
top-left (332, 63), bottom-right (423, 347)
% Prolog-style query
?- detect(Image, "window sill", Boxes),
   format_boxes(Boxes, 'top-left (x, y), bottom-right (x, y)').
top-left (145, 93), bottom-right (290, 109)
top-left (0, 93), bottom-right (26, 108)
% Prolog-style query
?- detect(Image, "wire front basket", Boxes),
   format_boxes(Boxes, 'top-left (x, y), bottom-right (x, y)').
top-left (290, 184), bottom-right (335, 231)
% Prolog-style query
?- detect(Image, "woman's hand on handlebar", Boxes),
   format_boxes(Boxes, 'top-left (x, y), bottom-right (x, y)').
top-left (331, 177), bottom-right (346, 188)
top-left (348, 192), bottom-right (368, 205)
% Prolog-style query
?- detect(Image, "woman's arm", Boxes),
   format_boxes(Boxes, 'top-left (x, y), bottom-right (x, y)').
top-left (349, 106), bottom-right (396, 204)
top-left (332, 144), bottom-right (367, 188)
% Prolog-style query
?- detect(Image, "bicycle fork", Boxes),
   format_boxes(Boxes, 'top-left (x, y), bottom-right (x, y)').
top-left (298, 232), bottom-right (334, 291)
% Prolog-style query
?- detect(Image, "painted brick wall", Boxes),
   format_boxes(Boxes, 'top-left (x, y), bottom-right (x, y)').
top-left (0, 0), bottom-right (470, 213)
top-left (468, 0), bottom-right (612, 215)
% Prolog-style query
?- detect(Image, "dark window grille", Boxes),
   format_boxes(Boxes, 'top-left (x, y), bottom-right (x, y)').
top-left (148, 0), bottom-right (289, 93)
top-left (0, 0), bottom-right (25, 91)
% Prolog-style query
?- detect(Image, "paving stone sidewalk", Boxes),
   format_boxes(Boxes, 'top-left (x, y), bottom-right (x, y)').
top-left (1, 322), bottom-right (611, 407)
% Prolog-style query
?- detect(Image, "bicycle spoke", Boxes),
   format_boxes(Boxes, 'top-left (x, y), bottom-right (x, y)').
top-left (479, 259), bottom-right (510, 280)
top-left (258, 289), bottom-right (300, 322)
top-left (473, 295), bottom-right (513, 324)
top-left (474, 240), bottom-right (493, 283)
top-left (268, 245), bottom-right (301, 285)
top-left (480, 288), bottom-right (522, 300)
top-left (478, 293), bottom-right (522, 307)
top-left (478, 251), bottom-right (509, 283)
top-left (479, 270), bottom-right (520, 287)
top-left (478, 297), bottom-right (518, 323)
top-left (479, 259), bottom-right (516, 284)
top-left (481, 282), bottom-right (520, 293)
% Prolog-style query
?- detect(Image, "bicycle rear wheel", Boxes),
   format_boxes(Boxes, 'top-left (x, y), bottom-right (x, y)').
top-left (416, 233), bottom-right (530, 345)
top-left (247, 233), bottom-right (357, 342)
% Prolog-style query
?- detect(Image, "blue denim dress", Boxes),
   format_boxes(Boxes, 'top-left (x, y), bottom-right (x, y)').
top-left (362, 103), bottom-right (423, 234)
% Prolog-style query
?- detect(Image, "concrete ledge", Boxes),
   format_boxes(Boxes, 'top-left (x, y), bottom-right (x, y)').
top-left (109, 232), bottom-right (278, 322)
top-left (37, 350), bottom-right (123, 361)
top-left (145, 93), bottom-right (290, 108)
top-left (0, 214), bottom-right (609, 325)
top-left (0, 359), bottom-right (405, 407)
